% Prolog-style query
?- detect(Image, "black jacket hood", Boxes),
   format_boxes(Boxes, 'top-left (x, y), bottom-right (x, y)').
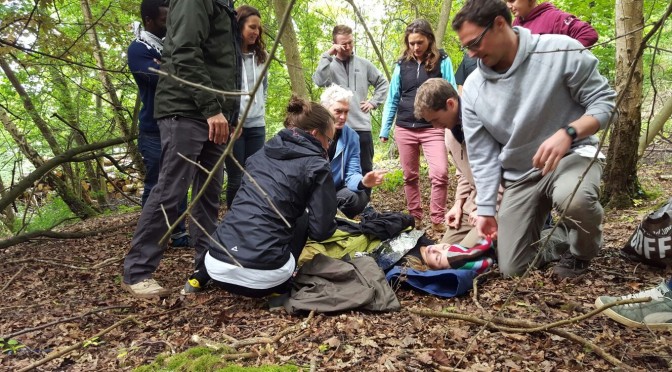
top-left (265, 128), bottom-right (327, 161)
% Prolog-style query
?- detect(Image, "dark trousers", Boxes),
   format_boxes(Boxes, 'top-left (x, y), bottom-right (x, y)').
top-left (137, 132), bottom-right (188, 234)
top-left (336, 187), bottom-right (369, 218)
top-left (356, 131), bottom-right (374, 197)
top-left (195, 213), bottom-right (310, 298)
top-left (123, 116), bottom-right (225, 284)
top-left (224, 126), bottom-right (265, 208)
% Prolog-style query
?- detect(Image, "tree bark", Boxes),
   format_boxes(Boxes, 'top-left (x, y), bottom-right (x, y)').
top-left (639, 95), bottom-right (672, 156)
top-left (344, 0), bottom-right (391, 81)
top-left (79, 0), bottom-right (143, 168)
top-left (271, 0), bottom-right (308, 99)
top-left (0, 176), bottom-right (16, 232)
top-left (0, 109), bottom-right (98, 219)
top-left (50, 67), bottom-right (107, 206)
top-left (435, 0), bottom-right (454, 47)
top-left (603, 0), bottom-right (644, 208)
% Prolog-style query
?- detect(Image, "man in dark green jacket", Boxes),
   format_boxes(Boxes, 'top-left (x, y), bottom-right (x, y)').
top-left (122, 0), bottom-right (241, 299)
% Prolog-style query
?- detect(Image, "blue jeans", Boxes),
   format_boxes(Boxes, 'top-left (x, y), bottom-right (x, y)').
top-left (137, 132), bottom-right (187, 233)
top-left (224, 126), bottom-right (265, 208)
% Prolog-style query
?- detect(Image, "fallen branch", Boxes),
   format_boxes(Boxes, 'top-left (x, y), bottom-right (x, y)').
top-left (471, 270), bottom-right (495, 311)
top-left (3, 305), bottom-right (131, 339)
top-left (191, 310), bottom-right (316, 352)
top-left (409, 297), bottom-right (649, 371)
top-left (0, 220), bottom-right (135, 250)
top-left (6, 256), bottom-right (123, 271)
top-left (1, 263), bottom-right (26, 292)
top-left (16, 315), bottom-right (140, 372)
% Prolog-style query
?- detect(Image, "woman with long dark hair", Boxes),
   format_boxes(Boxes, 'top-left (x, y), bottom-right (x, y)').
top-left (379, 19), bottom-right (457, 233)
top-left (225, 5), bottom-right (269, 208)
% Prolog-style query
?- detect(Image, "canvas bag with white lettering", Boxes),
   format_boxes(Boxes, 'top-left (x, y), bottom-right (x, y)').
top-left (621, 198), bottom-right (672, 268)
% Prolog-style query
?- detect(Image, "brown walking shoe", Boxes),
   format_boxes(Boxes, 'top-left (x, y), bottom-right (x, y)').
top-left (122, 278), bottom-right (170, 299)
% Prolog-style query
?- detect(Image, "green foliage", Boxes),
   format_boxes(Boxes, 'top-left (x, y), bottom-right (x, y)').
top-left (0, 338), bottom-right (25, 354)
top-left (1, 0), bottom-right (671, 220)
top-left (133, 346), bottom-right (298, 372)
top-left (379, 168), bottom-right (404, 193)
top-left (12, 196), bottom-right (77, 234)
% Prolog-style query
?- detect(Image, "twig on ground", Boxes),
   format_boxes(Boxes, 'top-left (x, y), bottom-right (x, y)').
top-left (5, 257), bottom-right (123, 271)
top-left (191, 310), bottom-right (316, 353)
top-left (471, 270), bottom-right (495, 311)
top-left (16, 315), bottom-right (139, 372)
top-left (3, 305), bottom-right (132, 339)
top-left (0, 220), bottom-right (135, 250)
top-left (409, 297), bottom-right (649, 371)
top-left (1, 263), bottom-right (26, 292)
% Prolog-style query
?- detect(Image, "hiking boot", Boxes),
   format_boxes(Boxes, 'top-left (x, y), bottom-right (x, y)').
top-left (170, 231), bottom-right (191, 248)
top-left (180, 278), bottom-right (205, 295)
top-left (536, 228), bottom-right (570, 268)
top-left (122, 278), bottom-right (170, 299)
top-left (595, 281), bottom-right (672, 329)
top-left (414, 218), bottom-right (424, 230)
top-left (552, 252), bottom-right (590, 278)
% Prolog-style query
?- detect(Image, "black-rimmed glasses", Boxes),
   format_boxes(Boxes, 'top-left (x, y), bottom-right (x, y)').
top-left (460, 22), bottom-right (493, 52)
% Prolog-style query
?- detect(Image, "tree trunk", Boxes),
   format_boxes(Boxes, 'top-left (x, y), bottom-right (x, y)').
top-left (50, 67), bottom-right (107, 206)
top-left (639, 95), bottom-right (672, 156)
top-left (344, 0), bottom-right (391, 81)
top-left (0, 176), bottom-right (16, 232)
top-left (0, 109), bottom-right (97, 219)
top-left (435, 0), bottom-right (454, 47)
top-left (603, 0), bottom-right (644, 209)
top-left (0, 58), bottom-right (64, 156)
top-left (271, 0), bottom-right (308, 99)
top-left (79, 0), bottom-right (144, 169)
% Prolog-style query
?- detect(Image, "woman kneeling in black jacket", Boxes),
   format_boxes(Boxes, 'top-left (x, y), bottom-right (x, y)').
top-left (186, 96), bottom-right (338, 297)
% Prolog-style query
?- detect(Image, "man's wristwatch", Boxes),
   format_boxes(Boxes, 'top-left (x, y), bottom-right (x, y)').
top-left (565, 126), bottom-right (578, 141)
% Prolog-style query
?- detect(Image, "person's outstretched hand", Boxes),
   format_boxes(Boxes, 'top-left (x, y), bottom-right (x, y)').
top-left (475, 216), bottom-right (498, 240)
top-left (361, 170), bottom-right (387, 188)
top-left (445, 204), bottom-right (462, 228)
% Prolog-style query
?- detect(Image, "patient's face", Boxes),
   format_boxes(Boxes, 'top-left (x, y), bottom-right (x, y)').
top-left (420, 244), bottom-right (451, 270)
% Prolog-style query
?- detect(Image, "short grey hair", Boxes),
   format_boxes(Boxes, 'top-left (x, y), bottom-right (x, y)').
top-left (320, 84), bottom-right (353, 110)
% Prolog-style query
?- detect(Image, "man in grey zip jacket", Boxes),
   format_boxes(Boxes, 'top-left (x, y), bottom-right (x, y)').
top-left (313, 25), bottom-right (389, 179)
top-left (452, 0), bottom-right (615, 278)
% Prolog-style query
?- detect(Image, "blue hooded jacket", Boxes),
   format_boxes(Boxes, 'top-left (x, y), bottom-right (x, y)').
top-left (330, 125), bottom-right (363, 192)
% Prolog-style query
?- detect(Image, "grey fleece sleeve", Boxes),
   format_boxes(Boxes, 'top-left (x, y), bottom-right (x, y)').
top-left (461, 87), bottom-right (502, 217)
top-left (312, 52), bottom-right (334, 87)
top-left (365, 60), bottom-right (389, 108)
top-left (566, 44), bottom-right (616, 129)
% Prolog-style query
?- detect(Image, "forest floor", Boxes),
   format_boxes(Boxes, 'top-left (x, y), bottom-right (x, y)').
top-left (1, 148), bottom-right (672, 371)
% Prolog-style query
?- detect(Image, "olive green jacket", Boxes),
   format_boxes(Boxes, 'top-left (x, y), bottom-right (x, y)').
top-left (154, 0), bottom-right (241, 122)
